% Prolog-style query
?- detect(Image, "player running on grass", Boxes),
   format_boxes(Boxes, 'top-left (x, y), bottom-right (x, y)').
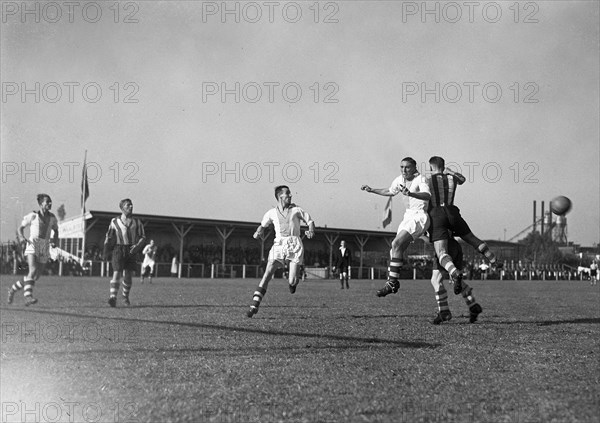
top-left (361, 157), bottom-right (431, 297)
top-left (246, 185), bottom-right (315, 318)
top-left (140, 239), bottom-right (158, 284)
top-left (429, 234), bottom-right (482, 325)
top-left (104, 199), bottom-right (146, 307)
top-left (8, 194), bottom-right (59, 306)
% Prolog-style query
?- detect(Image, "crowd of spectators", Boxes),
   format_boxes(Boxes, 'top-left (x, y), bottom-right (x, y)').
top-left (0, 240), bottom-right (594, 281)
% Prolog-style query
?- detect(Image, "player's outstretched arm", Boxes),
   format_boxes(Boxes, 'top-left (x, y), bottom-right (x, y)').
top-left (361, 185), bottom-right (393, 196)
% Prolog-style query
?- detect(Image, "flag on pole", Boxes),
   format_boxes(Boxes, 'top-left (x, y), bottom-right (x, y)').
top-left (81, 152), bottom-right (89, 212)
top-left (382, 197), bottom-right (392, 228)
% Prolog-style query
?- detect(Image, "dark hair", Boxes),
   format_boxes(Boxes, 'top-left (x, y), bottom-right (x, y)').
top-left (274, 185), bottom-right (290, 199)
top-left (37, 194), bottom-right (51, 205)
top-left (119, 198), bottom-right (132, 210)
top-left (401, 157), bottom-right (417, 167)
top-left (429, 156), bottom-right (445, 169)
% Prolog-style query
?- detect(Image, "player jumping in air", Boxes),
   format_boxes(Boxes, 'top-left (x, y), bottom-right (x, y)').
top-left (246, 185), bottom-right (315, 318)
top-left (140, 240), bottom-right (158, 284)
top-left (427, 156), bottom-right (501, 295)
top-left (103, 199), bottom-right (146, 307)
top-left (430, 234), bottom-right (482, 324)
top-left (362, 157), bottom-right (431, 297)
top-left (8, 194), bottom-right (59, 306)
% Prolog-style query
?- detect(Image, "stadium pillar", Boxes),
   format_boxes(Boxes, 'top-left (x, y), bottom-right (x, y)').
top-left (216, 226), bottom-right (235, 267)
top-left (172, 223), bottom-right (194, 278)
top-left (354, 235), bottom-right (369, 276)
top-left (324, 233), bottom-right (339, 273)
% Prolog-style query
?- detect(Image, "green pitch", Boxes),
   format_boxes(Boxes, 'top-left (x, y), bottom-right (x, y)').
top-left (1, 276), bottom-right (598, 422)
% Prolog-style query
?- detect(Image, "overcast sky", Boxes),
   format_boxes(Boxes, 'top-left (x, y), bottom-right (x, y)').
top-left (1, 1), bottom-right (598, 246)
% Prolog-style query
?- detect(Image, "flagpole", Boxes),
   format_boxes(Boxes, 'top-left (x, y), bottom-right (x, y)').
top-left (81, 150), bottom-right (87, 266)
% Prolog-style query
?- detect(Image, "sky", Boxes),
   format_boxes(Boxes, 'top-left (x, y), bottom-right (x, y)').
top-left (1, 1), bottom-right (599, 246)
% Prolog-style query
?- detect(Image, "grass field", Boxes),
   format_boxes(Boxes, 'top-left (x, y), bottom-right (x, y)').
top-left (1, 276), bottom-right (598, 423)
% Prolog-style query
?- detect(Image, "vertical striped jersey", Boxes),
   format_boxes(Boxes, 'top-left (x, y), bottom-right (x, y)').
top-left (106, 216), bottom-right (145, 245)
top-left (21, 211), bottom-right (58, 241)
top-left (428, 172), bottom-right (466, 207)
top-left (260, 204), bottom-right (314, 241)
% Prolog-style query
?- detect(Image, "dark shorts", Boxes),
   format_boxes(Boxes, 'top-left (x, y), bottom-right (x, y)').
top-left (112, 245), bottom-right (137, 272)
top-left (436, 237), bottom-right (463, 272)
top-left (429, 205), bottom-right (472, 242)
top-left (338, 265), bottom-right (349, 273)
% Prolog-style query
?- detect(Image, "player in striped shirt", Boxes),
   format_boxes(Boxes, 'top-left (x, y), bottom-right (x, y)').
top-left (362, 157), bottom-right (431, 297)
top-left (246, 185), bottom-right (315, 318)
top-left (427, 156), bottom-right (500, 295)
top-left (103, 199), bottom-right (146, 307)
top-left (7, 194), bottom-right (59, 306)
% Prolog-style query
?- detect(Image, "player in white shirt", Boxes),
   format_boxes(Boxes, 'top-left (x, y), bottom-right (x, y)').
top-left (140, 240), bottom-right (158, 284)
top-left (246, 185), bottom-right (315, 318)
top-left (361, 157), bottom-right (431, 297)
top-left (8, 194), bottom-right (59, 306)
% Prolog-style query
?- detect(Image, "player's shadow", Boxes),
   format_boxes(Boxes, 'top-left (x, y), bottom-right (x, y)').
top-left (536, 317), bottom-right (600, 326)
top-left (481, 317), bottom-right (600, 326)
top-left (5, 307), bottom-right (441, 350)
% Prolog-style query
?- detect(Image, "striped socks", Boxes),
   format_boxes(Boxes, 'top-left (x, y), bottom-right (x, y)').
top-left (10, 280), bottom-right (24, 293)
top-left (435, 287), bottom-right (451, 317)
top-left (477, 243), bottom-right (497, 265)
top-left (460, 283), bottom-right (480, 309)
top-left (109, 279), bottom-right (119, 298)
top-left (388, 257), bottom-right (403, 281)
top-left (250, 287), bottom-right (267, 312)
top-left (23, 280), bottom-right (35, 298)
top-left (122, 281), bottom-right (131, 299)
top-left (439, 253), bottom-right (460, 279)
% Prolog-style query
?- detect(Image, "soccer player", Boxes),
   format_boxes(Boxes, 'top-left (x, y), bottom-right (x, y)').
top-left (246, 185), bottom-right (315, 318)
top-left (427, 156), bottom-right (500, 295)
top-left (333, 240), bottom-right (351, 289)
top-left (140, 239), bottom-right (158, 284)
top-left (590, 260), bottom-right (598, 286)
top-left (361, 157), bottom-right (431, 297)
top-left (7, 194), bottom-right (59, 306)
top-left (430, 234), bottom-right (482, 324)
top-left (103, 199), bottom-right (146, 307)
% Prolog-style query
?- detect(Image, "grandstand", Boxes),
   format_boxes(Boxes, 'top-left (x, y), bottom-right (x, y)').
top-left (1, 210), bottom-right (556, 280)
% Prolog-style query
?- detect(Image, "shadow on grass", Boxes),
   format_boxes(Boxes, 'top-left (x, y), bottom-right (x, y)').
top-left (0, 307), bottom-right (441, 350)
top-left (478, 317), bottom-right (600, 326)
top-left (2, 304), bottom-right (329, 310)
top-left (536, 317), bottom-right (600, 326)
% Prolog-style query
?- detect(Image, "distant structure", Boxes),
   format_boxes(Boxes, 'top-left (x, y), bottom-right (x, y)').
top-left (507, 200), bottom-right (568, 245)
top-left (553, 215), bottom-right (568, 245)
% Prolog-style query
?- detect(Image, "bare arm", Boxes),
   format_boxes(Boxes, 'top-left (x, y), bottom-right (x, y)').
top-left (361, 185), bottom-right (394, 196)
top-left (445, 169), bottom-right (466, 185)
top-left (305, 221), bottom-right (315, 239)
top-left (253, 225), bottom-right (264, 239)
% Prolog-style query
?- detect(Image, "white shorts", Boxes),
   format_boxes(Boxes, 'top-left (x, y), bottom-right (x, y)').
top-left (268, 236), bottom-right (304, 265)
top-left (24, 239), bottom-right (51, 264)
top-left (397, 211), bottom-right (430, 240)
top-left (142, 258), bottom-right (155, 271)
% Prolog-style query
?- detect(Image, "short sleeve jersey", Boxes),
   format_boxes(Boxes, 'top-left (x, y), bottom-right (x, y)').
top-left (21, 211), bottom-right (58, 241)
top-left (389, 174), bottom-right (430, 212)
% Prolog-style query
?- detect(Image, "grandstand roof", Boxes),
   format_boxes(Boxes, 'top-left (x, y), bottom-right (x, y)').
top-left (87, 210), bottom-right (399, 239)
